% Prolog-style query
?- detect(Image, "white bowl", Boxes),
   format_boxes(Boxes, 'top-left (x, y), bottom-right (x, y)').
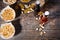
top-left (0, 6), bottom-right (16, 22)
top-left (0, 23), bottom-right (15, 39)
top-left (3, 0), bottom-right (16, 5)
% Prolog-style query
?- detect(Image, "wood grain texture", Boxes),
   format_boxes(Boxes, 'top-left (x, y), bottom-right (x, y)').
top-left (0, 0), bottom-right (60, 40)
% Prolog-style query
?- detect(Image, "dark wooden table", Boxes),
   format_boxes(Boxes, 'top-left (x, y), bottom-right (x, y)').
top-left (0, 0), bottom-right (60, 40)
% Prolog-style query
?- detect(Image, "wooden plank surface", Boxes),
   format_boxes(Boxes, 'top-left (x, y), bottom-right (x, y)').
top-left (0, 0), bottom-right (60, 40)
